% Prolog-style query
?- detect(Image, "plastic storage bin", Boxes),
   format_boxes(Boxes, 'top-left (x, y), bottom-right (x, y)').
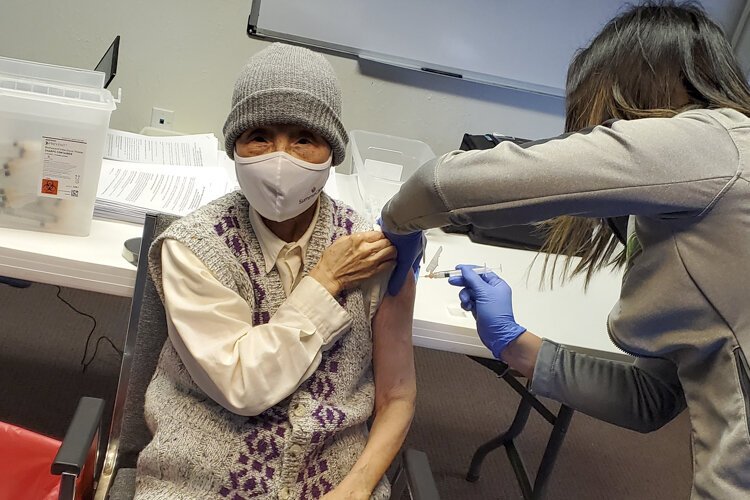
top-left (349, 130), bottom-right (435, 222)
top-left (0, 56), bottom-right (116, 236)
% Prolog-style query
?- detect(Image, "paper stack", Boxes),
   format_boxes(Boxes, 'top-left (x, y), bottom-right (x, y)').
top-left (94, 160), bottom-right (233, 224)
top-left (104, 129), bottom-right (220, 167)
top-left (94, 130), bottom-right (235, 224)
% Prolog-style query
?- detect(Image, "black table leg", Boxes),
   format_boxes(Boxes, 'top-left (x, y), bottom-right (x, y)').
top-left (532, 404), bottom-right (574, 499)
top-left (466, 394), bottom-right (532, 483)
top-left (465, 356), bottom-right (575, 500)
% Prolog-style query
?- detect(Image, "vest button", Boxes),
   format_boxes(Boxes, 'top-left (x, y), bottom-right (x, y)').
top-left (279, 487), bottom-right (290, 500)
top-left (288, 443), bottom-right (303, 457)
top-left (292, 403), bottom-right (306, 417)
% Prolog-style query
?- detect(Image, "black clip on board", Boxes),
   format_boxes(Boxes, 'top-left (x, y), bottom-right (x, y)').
top-left (94, 35), bottom-right (120, 89)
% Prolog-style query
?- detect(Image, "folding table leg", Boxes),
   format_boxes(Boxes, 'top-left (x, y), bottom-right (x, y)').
top-left (465, 356), bottom-right (575, 500)
top-left (531, 405), bottom-right (574, 499)
top-left (466, 396), bottom-right (532, 482)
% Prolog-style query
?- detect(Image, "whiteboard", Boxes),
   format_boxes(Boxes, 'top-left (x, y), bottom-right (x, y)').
top-left (248, 0), bottom-right (744, 97)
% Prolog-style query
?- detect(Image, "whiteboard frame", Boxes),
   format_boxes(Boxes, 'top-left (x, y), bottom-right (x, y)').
top-left (246, 1), bottom-right (566, 98)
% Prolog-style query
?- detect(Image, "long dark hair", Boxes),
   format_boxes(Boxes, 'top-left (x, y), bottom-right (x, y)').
top-left (540, 1), bottom-right (750, 286)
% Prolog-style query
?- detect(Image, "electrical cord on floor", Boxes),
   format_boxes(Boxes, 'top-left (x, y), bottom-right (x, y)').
top-left (53, 285), bottom-right (123, 372)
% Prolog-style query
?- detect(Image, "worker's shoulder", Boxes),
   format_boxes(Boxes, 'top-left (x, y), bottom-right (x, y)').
top-left (624, 108), bottom-right (744, 156)
top-left (675, 107), bottom-right (750, 131)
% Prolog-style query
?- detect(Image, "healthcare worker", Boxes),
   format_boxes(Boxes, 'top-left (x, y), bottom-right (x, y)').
top-left (380, 3), bottom-right (750, 497)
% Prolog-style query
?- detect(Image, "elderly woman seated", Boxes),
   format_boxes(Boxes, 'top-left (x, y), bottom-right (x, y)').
top-left (134, 43), bottom-right (416, 500)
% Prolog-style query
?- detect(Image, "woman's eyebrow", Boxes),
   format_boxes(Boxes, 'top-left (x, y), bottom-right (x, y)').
top-left (248, 127), bottom-right (271, 135)
top-left (296, 129), bottom-right (317, 139)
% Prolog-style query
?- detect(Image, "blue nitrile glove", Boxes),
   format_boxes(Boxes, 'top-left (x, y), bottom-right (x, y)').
top-left (447, 264), bottom-right (526, 359)
top-left (377, 217), bottom-right (424, 296)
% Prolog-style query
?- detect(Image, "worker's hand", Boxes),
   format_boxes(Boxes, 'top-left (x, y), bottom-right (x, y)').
top-left (377, 217), bottom-right (424, 296)
top-left (448, 264), bottom-right (526, 359)
top-left (310, 231), bottom-right (396, 297)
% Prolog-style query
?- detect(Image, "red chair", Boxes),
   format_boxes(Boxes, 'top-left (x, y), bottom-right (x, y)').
top-left (0, 397), bottom-right (104, 500)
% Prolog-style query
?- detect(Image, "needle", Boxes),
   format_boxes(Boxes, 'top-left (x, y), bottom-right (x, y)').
top-left (425, 265), bottom-right (502, 279)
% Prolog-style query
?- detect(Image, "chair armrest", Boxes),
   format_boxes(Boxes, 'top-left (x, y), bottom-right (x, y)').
top-left (51, 397), bottom-right (105, 476)
top-left (403, 448), bottom-right (440, 500)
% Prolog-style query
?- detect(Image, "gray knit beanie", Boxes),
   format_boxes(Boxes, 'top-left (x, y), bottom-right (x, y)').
top-left (223, 43), bottom-right (348, 165)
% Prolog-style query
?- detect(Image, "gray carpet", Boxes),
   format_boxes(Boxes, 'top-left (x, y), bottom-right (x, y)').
top-left (0, 282), bottom-right (130, 441)
top-left (405, 348), bottom-right (692, 499)
top-left (0, 282), bottom-right (692, 499)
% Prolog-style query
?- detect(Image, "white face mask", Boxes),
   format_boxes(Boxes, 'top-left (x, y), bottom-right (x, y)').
top-left (234, 150), bottom-right (332, 222)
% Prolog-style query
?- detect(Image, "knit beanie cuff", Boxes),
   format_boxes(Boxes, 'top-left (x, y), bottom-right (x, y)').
top-left (223, 89), bottom-right (348, 166)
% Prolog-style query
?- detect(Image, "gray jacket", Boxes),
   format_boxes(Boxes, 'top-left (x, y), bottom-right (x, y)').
top-left (381, 108), bottom-right (750, 498)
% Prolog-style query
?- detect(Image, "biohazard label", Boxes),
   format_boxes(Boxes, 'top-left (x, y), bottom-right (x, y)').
top-left (40, 136), bottom-right (87, 198)
top-left (41, 178), bottom-right (59, 195)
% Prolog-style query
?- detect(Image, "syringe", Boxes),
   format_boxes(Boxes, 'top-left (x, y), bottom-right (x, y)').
top-left (425, 265), bottom-right (502, 279)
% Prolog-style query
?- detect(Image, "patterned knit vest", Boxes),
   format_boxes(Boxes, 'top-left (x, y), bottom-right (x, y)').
top-left (137, 192), bottom-right (389, 500)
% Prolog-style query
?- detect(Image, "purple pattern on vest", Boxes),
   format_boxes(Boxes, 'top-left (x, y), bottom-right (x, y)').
top-left (330, 199), bottom-right (355, 243)
top-left (213, 206), bottom-right (270, 326)
top-left (218, 407), bottom-right (289, 498)
top-left (296, 342), bottom-right (347, 498)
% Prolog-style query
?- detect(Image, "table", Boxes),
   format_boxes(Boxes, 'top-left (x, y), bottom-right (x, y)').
top-left (414, 228), bottom-right (624, 359)
top-left (0, 173), bottom-right (629, 499)
top-left (0, 219), bottom-right (142, 297)
top-left (414, 227), bottom-right (627, 499)
top-left (0, 175), bottom-right (624, 360)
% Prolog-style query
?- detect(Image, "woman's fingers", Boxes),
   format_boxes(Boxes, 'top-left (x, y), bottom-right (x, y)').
top-left (448, 276), bottom-right (465, 287)
top-left (368, 244), bottom-right (397, 264)
top-left (480, 271), bottom-right (503, 286)
top-left (459, 287), bottom-right (476, 311)
top-left (361, 236), bottom-right (393, 256)
top-left (314, 232), bottom-right (400, 291)
top-left (349, 247), bottom-right (396, 282)
top-left (356, 230), bottom-right (389, 243)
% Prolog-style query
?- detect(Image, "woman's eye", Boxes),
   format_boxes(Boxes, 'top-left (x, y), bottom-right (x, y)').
top-left (297, 137), bottom-right (311, 145)
top-left (250, 136), bottom-right (268, 143)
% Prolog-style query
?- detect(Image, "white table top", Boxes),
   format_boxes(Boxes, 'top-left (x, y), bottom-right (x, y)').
top-left (414, 229), bottom-right (624, 358)
top-left (0, 218), bottom-right (143, 297)
top-left (0, 173), bottom-right (625, 358)
top-left (329, 172), bottom-right (625, 358)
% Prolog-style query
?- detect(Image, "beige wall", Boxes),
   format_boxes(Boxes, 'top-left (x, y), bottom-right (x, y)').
top-left (0, 0), bottom-right (564, 168)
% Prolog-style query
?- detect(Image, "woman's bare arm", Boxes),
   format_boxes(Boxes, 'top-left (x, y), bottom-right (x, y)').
top-left (324, 273), bottom-right (417, 498)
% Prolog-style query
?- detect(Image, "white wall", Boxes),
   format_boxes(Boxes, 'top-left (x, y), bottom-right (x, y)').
top-left (0, 0), bottom-right (564, 169)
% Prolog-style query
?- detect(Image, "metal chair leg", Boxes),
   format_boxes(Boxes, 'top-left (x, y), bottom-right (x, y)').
top-left (390, 465), bottom-right (408, 500)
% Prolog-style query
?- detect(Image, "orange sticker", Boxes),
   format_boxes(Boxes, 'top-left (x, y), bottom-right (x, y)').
top-left (41, 178), bottom-right (58, 195)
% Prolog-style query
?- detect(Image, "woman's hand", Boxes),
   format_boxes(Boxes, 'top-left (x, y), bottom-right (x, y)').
top-left (447, 265), bottom-right (542, 378)
top-left (448, 265), bottom-right (526, 359)
top-left (310, 231), bottom-right (396, 296)
top-left (376, 217), bottom-right (424, 296)
top-left (321, 476), bottom-right (370, 500)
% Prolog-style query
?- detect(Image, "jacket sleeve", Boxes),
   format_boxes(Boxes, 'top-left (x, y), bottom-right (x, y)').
top-left (381, 111), bottom-right (740, 233)
top-left (530, 340), bottom-right (686, 433)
